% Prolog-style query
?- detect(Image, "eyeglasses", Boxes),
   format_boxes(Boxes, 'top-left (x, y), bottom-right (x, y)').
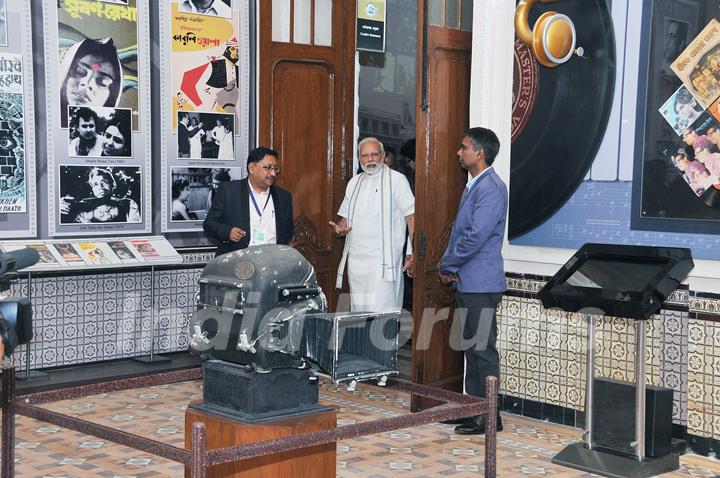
top-left (255, 163), bottom-right (280, 173)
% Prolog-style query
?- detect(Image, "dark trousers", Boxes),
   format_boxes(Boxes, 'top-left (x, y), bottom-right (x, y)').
top-left (456, 291), bottom-right (503, 399)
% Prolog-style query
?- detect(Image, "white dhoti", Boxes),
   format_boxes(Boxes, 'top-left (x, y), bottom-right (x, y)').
top-left (336, 167), bottom-right (414, 314)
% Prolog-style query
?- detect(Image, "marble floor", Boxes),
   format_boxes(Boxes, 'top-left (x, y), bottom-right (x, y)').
top-left (3, 378), bottom-right (720, 477)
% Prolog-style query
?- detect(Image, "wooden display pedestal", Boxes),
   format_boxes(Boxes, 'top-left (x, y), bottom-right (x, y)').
top-left (184, 402), bottom-right (336, 478)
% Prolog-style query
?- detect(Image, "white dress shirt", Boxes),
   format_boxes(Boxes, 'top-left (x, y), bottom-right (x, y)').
top-left (248, 187), bottom-right (277, 246)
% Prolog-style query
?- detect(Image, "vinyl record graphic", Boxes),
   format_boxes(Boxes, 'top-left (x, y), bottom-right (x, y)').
top-left (509, 0), bottom-right (616, 239)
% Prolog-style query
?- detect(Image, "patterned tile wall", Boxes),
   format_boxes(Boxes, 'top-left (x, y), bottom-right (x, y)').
top-left (501, 276), bottom-right (720, 440)
top-left (5, 252), bottom-right (213, 371)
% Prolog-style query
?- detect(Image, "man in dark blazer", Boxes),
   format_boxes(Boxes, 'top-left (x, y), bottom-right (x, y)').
top-left (203, 147), bottom-right (294, 256)
top-left (439, 127), bottom-right (508, 435)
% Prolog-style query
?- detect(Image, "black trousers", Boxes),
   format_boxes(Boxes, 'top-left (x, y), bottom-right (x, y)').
top-left (455, 291), bottom-right (503, 399)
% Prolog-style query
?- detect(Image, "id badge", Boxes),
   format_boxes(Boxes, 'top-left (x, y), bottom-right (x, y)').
top-left (250, 226), bottom-right (266, 245)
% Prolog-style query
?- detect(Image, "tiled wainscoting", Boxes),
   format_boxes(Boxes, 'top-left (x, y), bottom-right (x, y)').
top-left (6, 251), bottom-right (214, 370)
top-left (500, 273), bottom-right (720, 456)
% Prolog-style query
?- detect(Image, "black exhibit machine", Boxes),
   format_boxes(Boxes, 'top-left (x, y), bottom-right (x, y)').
top-left (538, 243), bottom-right (694, 478)
top-left (188, 245), bottom-right (399, 422)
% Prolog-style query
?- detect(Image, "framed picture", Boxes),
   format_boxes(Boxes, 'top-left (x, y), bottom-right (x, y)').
top-left (632, 0), bottom-right (720, 233)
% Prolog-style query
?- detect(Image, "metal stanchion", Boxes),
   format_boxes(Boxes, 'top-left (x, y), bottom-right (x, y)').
top-left (584, 314), bottom-right (595, 449)
top-left (2, 364), bottom-right (16, 477)
top-left (16, 272), bottom-right (47, 381)
top-left (134, 266), bottom-right (170, 364)
top-left (634, 321), bottom-right (646, 461)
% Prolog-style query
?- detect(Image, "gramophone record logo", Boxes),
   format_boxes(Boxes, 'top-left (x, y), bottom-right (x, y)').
top-left (512, 37), bottom-right (540, 143)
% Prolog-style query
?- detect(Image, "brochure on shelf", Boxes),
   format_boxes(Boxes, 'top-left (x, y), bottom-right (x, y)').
top-left (0, 236), bottom-right (183, 272)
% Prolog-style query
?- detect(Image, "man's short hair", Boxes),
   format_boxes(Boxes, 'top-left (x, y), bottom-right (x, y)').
top-left (179, 112), bottom-right (189, 122)
top-left (465, 127), bottom-right (500, 165)
top-left (211, 168), bottom-right (231, 182)
top-left (76, 107), bottom-right (98, 124)
top-left (247, 147), bottom-right (279, 168)
top-left (358, 137), bottom-right (384, 155)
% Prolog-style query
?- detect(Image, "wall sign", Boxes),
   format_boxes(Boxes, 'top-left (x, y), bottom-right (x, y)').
top-left (356, 0), bottom-right (386, 52)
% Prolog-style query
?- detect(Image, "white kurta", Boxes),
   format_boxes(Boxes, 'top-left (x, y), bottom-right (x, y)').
top-left (338, 168), bottom-right (414, 313)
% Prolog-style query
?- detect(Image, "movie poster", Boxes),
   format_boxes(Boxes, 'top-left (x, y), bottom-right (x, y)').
top-left (671, 111), bottom-right (720, 197)
top-left (73, 242), bottom-right (119, 265)
top-left (170, 167), bottom-right (243, 222)
top-left (107, 239), bottom-right (140, 262)
top-left (176, 111), bottom-right (234, 159)
top-left (171, 3), bottom-right (240, 129)
top-left (68, 106), bottom-right (133, 157)
top-left (658, 85), bottom-right (704, 135)
top-left (0, 53), bottom-right (26, 213)
top-left (57, 0), bottom-right (140, 128)
top-left (59, 165), bottom-right (142, 224)
top-left (0, 0), bottom-right (7, 47)
top-left (55, 242), bottom-right (85, 263)
top-left (671, 19), bottom-right (720, 108)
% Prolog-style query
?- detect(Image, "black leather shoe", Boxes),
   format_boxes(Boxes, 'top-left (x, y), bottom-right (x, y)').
top-left (440, 417), bottom-right (472, 425)
top-left (454, 414), bottom-right (503, 435)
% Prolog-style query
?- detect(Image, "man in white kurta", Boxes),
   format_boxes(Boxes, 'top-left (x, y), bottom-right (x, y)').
top-left (331, 138), bottom-right (415, 313)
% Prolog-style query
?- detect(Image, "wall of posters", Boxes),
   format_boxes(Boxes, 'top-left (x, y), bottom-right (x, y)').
top-left (159, 0), bottom-right (251, 233)
top-left (0, 0), bottom-right (36, 238)
top-left (44, 0), bottom-right (152, 237)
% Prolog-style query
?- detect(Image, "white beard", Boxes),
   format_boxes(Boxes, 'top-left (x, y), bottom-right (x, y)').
top-left (361, 161), bottom-right (384, 176)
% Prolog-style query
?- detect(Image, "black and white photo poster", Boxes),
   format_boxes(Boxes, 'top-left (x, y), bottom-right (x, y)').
top-left (59, 165), bottom-right (141, 224)
top-left (44, 0), bottom-right (151, 236)
top-left (68, 106), bottom-right (132, 157)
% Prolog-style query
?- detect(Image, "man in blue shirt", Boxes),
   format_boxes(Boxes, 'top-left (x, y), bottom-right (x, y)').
top-left (439, 127), bottom-right (507, 435)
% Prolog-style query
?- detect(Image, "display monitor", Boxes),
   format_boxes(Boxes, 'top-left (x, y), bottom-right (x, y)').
top-left (539, 244), bottom-right (693, 320)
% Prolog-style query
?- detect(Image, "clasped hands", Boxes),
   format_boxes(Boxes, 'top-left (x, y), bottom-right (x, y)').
top-left (438, 271), bottom-right (458, 285)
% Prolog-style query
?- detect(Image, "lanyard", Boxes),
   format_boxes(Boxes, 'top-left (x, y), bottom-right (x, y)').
top-left (249, 190), bottom-right (271, 219)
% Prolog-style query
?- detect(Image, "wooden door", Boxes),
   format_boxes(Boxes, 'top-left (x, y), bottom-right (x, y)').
top-left (412, 3), bottom-right (473, 410)
top-left (258, 0), bottom-right (356, 310)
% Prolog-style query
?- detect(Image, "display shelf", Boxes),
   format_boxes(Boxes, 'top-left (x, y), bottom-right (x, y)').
top-left (1, 236), bottom-right (186, 378)
top-left (0, 236), bottom-right (183, 273)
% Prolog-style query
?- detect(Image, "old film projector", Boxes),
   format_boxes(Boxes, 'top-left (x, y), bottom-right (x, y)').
top-left (188, 245), bottom-right (399, 422)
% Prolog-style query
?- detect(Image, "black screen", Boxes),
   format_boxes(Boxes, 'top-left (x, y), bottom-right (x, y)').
top-left (564, 256), bottom-right (669, 292)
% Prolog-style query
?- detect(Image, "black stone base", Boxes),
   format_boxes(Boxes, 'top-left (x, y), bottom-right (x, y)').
top-left (552, 442), bottom-right (680, 478)
top-left (201, 360), bottom-right (327, 423)
top-left (188, 400), bottom-right (332, 424)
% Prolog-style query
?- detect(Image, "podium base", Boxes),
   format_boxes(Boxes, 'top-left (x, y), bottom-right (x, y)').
top-left (185, 402), bottom-right (336, 478)
top-left (552, 442), bottom-right (680, 478)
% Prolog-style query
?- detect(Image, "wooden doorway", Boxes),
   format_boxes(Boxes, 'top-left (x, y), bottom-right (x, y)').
top-left (411, 2), bottom-right (474, 410)
top-left (258, 0), bottom-right (356, 310)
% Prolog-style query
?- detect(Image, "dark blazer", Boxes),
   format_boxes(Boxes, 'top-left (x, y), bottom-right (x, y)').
top-left (203, 178), bottom-right (294, 256)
